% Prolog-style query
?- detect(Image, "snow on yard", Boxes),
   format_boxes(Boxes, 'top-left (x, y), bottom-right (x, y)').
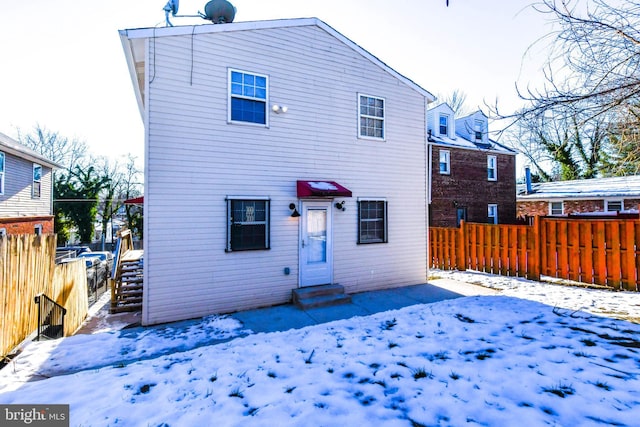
top-left (1, 272), bottom-right (640, 426)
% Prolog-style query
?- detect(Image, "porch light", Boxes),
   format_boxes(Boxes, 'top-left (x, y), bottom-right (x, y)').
top-left (289, 203), bottom-right (300, 218)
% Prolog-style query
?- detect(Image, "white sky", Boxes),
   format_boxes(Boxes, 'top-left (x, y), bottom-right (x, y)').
top-left (2, 271), bottom-right (639, 425)
top-left (0, 0), bottom-right (552, 164)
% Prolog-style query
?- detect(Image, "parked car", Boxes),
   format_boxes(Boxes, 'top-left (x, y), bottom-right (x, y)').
top-left (56, 246), bottom-right (92, 261)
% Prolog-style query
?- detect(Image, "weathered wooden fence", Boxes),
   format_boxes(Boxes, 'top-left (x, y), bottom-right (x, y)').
top-left (430, 217), bottom-right (640, 291)
top-left (1, 234), bottom-right (88, 358)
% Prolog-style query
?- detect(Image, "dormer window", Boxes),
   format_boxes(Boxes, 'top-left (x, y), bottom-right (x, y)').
top-left (439, 114), bottom-right (449, 136)
top-left (474, 119), bottom-right (483, 141)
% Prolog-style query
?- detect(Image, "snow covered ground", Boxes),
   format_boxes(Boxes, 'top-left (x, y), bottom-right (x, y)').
top-left (1, 271), bottom-right (640, 426)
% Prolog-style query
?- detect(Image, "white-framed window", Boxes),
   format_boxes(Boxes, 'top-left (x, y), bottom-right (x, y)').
top-left (358, 94), bottom-right (385, 140)
top-left (487, 155), bottom-right (497, 181)
top-left (226, 197), bottom-right (270, 251)
top-left (228, 69), bottom-right (268, 125)
top-left (439, 150), bottom-right (450, 174)
top-left (475, 119), bottom-right (483, 141)
top-left (32, 164), bottom-right (42, 198)
top-left (0, 152), bottom-right (5, 195)
top-left (550, 201), bottom-right (564, 216)
top-left (358, 199), bottom-right (388, 244)
top-left (34, 224), bottom-right (42, 236)
top-left (439, 114), bottom-right (449, 137)
top-left (605, 200), bottom-right (623, 212)
top-left (488, 204), bottom-right (498, 224)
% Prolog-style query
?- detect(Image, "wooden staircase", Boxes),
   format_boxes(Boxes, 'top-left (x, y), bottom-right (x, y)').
top-left (292, 284), bottom-right (351, 309)
top-left (110, 230), bottom-right (143, 313)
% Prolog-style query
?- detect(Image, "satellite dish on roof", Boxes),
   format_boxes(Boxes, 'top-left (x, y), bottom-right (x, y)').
top-left (202, 0), bottom-right (236, 24)
top-left (163, 0), bottom-right (179, 26)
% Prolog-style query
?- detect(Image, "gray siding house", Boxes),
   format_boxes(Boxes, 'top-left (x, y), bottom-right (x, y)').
top-left (0, 132), bottom-right (59, 235)
top-left (120, 18), bottom-right (435, 325)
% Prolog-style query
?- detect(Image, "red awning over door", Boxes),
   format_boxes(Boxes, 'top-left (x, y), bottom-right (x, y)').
top-left (124, 196), bottom-right (144, 204)
top-left (297, 180), bottom-right (352, 198)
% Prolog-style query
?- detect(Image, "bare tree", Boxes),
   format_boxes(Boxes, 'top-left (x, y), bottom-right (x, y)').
top-left (18, 124), bottom-right (88, 171)
top-left (497, 0), bottom-right (640, 178)
top-left (439, 90), bottom-right (472, 117)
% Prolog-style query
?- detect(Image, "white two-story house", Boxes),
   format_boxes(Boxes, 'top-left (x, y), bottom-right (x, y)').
top-left (120, 18), bottom-right (435, 325)
top-left (0, 132), bottom-right (59, 236)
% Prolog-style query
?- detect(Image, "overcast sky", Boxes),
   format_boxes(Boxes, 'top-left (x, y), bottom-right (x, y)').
top-left (0, 0), bottom-right (552, 165)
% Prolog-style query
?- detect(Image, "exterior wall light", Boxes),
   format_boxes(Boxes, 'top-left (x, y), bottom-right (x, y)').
top-left (272, 104), bottom-right (288, 114)
top-left (289, 203), bottom-right (300, 217)
top-left (335, 201), bottom-right (346, 211)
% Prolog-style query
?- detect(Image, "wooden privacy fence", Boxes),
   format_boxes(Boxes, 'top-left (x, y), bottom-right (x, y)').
top-left (430, 217), bottom-right (640, 292)
top-left (1, 234), bottom-right (88, 358)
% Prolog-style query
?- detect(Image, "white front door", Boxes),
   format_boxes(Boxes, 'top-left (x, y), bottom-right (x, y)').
top-left (299, 201), bottom-right (333, 287)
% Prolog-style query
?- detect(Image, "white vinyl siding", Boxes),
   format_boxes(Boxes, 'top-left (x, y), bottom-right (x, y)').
top-left (0, 153), bottom-right (52, 217)
top-left (141, 24), bottom-right (428, 324)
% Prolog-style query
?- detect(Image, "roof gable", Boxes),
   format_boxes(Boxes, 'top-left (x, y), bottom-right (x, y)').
top-left (120, 17), bottom-right (435, 118)
top-left (0, 132), bottom-right (61, 169)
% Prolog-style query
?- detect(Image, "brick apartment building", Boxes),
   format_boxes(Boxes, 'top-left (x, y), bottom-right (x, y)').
top-left (427, 104), bottom-right (517, 227)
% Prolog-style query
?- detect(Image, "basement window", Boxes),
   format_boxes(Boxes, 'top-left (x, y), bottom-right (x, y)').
top-left (605, 200), bottom-right (623, 212)
top-left (550, 201), bottom-right (564, 216)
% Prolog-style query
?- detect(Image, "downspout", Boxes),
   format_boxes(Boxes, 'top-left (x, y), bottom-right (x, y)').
top-left (425, 99), bottom-right (431, 282)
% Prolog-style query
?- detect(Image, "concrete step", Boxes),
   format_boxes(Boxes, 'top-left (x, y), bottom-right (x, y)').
top-left (292, 284), bottom-right (345, 301)
top-left (294, 293), bottom-right (352, 309)
top-left (292, 284), bottom-right (351, 309)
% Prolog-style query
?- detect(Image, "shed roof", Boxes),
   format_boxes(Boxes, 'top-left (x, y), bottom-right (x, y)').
top-left (517, 175), bottom-right (640, 200)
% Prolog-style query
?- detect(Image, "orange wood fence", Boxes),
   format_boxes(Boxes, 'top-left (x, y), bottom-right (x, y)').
top-left (430, 217), bottom-right (639, 291)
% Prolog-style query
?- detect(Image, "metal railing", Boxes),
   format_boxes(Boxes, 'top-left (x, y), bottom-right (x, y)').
top-left (34, 294), bottom-right (67, 341)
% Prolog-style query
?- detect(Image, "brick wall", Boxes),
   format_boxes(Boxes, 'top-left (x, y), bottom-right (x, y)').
top-left (517, 198), bottom-right (640, 218)
top-left (430, 146), bottom-right (516, 227)
top-left (0, 216), bottom-right (55, 235)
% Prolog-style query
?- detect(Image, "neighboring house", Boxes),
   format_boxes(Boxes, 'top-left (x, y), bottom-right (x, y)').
top-left (0, 132), bottom-right (60, 236)
top-left (517, 175), bottom-right (640, 218)
top-left (120, 18), bottom-right (436, 325)
top-left (427, 104), bottom-right (517, 227)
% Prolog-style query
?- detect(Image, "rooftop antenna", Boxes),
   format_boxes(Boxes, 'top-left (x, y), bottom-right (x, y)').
top-left (163, 0), bottom-right (179, 26)
top-left (162, 0), bottom-right (236, 26)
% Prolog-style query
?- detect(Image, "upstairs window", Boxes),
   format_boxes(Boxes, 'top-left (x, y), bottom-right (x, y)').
top-left (475, 119), bottom-right (483, 140)
top-left (359, 94), bottom-right (385, 140)
top-left (226, 198), bottom-right (270, 251)
top-left (488, 204), bottom-right (498, 224)
top-left (487, 155), bottom-right (497, 181)
top-left (605, 200), bottom-right (623, 212)
top-left (32, 164), bottom-right (42, 198)
top-left (439, 114), bottom-right (449, 136)
top-left (550, 201), bottom-right (564, 216)
top-left (358, 199), bottom-right (388, 244)
top-left (439, 150), bottom-right (450, 174)
top-left (0, 152), bottom-right (4, 195)
top-left (229, 69), bottom-right (268, 125)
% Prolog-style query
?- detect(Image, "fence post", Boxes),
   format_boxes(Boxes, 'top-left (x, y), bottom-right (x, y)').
top-left (458, 220), bottom-right (467, 271)
top-left (530, 216), bottom-right (541, 281)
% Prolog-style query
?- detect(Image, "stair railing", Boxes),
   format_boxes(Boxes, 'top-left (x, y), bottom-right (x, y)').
top-left (34, 294), bottom-right (67, 341)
